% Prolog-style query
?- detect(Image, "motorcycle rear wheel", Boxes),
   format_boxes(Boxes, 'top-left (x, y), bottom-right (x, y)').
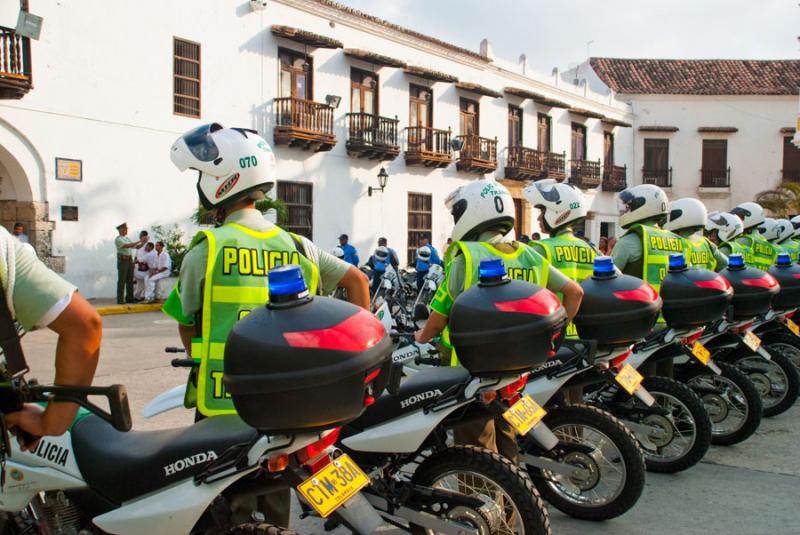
top-left (729, 349), bottom-right (799, 417)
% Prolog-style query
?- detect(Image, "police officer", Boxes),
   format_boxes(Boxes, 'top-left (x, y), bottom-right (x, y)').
top-left (730, 202), bottom-right (777, 271)
top-left (338, 234), bottom-right (359, 266)
top-left (114, 223), bottom-right (144, 304)
top-left (0, 225), bottom-right (103, 449)
top-left (783, 217), bottom-right (800, 262)
top-left (664, 198), bottom-right (728, 271)
top-left (165, 123), bottom-right (369, 527)
top-left (706, 212), bottom-right (747, 257)
top-left (366, 245), bottom-right (392, 294)
top-left (415, 179), bottom-right (583, 462)
top-left (762, 218), bottom-right (797, 261)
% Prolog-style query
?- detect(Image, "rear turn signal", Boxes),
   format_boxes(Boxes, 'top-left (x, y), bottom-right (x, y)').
top-left (266, 454), bottom-right (289, 473)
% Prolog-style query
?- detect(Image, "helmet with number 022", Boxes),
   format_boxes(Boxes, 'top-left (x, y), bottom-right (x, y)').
top-left (523, 178), bottom-right (587, 234)
top-left (170, 123), bottom-right (278, 210)
top-left (445, 179), bottom-right (515, 242)
top-left (706, 212), bottom-right (744, 242)
top-left (617, 184), bottom-right (669, 229)
top-left (664, 197), bottom-right (707, 233)
top-left (730, 201), bottom-right (765, 231)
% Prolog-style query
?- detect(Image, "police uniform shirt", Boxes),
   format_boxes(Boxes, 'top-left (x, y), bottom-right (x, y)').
top-left (431, 230), bottom-right (571, 318)
top-left (177, 208), bottom-right (349, 320)
top-left (680, 229), bottom-right (728, 270)
top-left (114, 235), bottom-right (134, 258)
top-left (610, 232), bottom-right (643, 272)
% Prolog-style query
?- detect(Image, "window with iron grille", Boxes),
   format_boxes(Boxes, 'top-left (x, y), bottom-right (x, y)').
top-left (408, 193), bottom-right (432, 265)
top-left (174, 38), bottom-right (201, 117)
top-left (277, 182), bottom-right (313, 240)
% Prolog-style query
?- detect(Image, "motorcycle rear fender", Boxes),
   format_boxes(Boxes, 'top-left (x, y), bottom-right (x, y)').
top-left (522, 373), bottom-right (574, 407)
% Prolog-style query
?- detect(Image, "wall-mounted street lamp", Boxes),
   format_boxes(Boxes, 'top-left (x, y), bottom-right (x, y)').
top-left (369, 167), bottom-right (389, 197)
top-left (325, 94), bottom-right (342, 109)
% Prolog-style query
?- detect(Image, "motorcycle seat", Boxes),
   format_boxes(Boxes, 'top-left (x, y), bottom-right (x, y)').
top-left (349, 366), bottom-right (470, 430)
top-left (71, 414), bottom-right (258, 504)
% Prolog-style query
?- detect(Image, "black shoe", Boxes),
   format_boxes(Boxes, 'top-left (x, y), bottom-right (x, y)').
top-left (117, 300), bottom-right (124, 305)
top-left (125, 299), bottom-right (136, 304)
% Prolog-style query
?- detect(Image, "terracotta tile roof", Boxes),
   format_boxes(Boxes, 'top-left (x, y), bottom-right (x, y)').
top-left (590, 58), bottom-right (800, 95)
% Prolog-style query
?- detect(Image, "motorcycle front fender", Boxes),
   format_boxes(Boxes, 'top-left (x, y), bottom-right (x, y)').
top-left (142, 384), bottom-right (187, 418)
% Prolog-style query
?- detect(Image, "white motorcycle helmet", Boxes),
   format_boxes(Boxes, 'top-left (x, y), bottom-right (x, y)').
top-left (790, 215), bottom-right (800, 239)
top-left (417, 245), bottom-right (432, 263)
top-left (729, 202), bottom-right (765, 231)
top-left (332, 246), bottom-right (345, 259)
top-left (706, 212), bottom-right (744, 242)
top-left (758, 218), bottom-right (781, 241)
top-left (523, 179), bottom-right (587, 233)
top-left (775, 219), bottom-right (794, 243)
top-left (664, 198), bottom-right (707, 233)
top-left (171, 123), bottom-right (278, 209)
top-left (617, 184), bottom-right (669, 229)
top-left (445, 179), bottom-right (515, 242)
top-left (375, 246), bottom-right (389, 261)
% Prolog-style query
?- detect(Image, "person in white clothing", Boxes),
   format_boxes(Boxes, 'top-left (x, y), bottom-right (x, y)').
top-left (144, 241), bottom-right (172, 303)
top-left (133, 242), bottom-right (156, 300)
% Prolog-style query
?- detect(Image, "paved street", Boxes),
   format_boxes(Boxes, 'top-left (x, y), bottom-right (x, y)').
top-left (21, 311), bottom-right (800, 534)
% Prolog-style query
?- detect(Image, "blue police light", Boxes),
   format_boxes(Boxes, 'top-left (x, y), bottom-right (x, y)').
top-left (479, 257), bottom-right (506, 278)
top-left (776, 253), bottom-right (791, 266)
top-left (268, 264), bottom-right (307, 296)
top-left (728, 254), bottom-right (744, 268)
top-left (668, 253), bottom-right (687, 271)
top-left (593, 256), bottom-right (614, 275)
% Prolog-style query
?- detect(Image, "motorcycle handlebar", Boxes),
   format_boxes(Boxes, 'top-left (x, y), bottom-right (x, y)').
top-left (171, 358), bottom-right (198, 368)
top-left (414, 356), bottom-right (442, 367)
top-left (165, 346), bottom-right (186, 353)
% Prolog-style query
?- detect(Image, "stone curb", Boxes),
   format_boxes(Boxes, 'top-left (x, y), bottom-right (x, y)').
top-left (96, 303), bottom-right (163, 316)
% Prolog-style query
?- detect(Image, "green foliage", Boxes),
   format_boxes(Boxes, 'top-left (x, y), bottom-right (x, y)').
top-left (755, 182), bottom-right (800, 217)
top-left (151, 224), bottom-right (187, 275)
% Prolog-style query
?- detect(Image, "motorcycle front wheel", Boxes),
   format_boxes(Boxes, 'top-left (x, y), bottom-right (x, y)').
top-left (412, 445), bottom-right (551, 535)
top-left (728, 349), bottom-right (799, 417)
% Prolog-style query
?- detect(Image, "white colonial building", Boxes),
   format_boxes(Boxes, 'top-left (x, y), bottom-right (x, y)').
top-left (0, 0), bottom-right (635, 297)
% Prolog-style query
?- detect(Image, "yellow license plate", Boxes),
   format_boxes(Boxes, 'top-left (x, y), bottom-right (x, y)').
top-left (743, 330), bottom-right (762, 352)
top-left (691, 341), bottom-right (711, 365)
top-left (502, 394), bottom-right (546, 435)
top-left (615, 363), bottom-right (644, 395)
top-left (787, 318), bottom-right (800, 336)
top-left (296, 454), bottom-right (370, 518)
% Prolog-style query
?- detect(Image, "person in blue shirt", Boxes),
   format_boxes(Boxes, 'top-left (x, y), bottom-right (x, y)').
top-left (377, 237), bottom-right (400, 271)
top-left (415, 233), bottom-right (442, 289)
top-left (338, 234), bottom-right (359, 266)
top-left (366, 245), bottom-right (392, 294)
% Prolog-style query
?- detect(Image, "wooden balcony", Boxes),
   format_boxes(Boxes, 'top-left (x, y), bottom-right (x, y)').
top-left (505, 147), bottom-right (566, 181)
top-left (782, 169), bottom-right (800, 183)
top-left (456, 135), bottom-right (497, 174)
top-left (346, 113), bottom-right (400, 161)
top-left (602, 165), bottom-right (627, 192)
top-left (700, 167), bottom-right (730, 188)
top-left (642, 167), bottom-right (672, 187)
top-left (0, 26), bottom-right (32, 100)
top-left (405, 126), bottom-right (453, 168)
top-left (273, 97), bottom-right (336, 152)
top-left (569, 159), bottom-right (602, 189)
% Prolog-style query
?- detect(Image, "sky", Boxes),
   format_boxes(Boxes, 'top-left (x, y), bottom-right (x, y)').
top-left (336, 0), bottom-right (799, 73)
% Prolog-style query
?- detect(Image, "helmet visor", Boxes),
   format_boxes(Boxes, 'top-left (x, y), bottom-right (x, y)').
top-left (181, 124), bottom-right (221, 162)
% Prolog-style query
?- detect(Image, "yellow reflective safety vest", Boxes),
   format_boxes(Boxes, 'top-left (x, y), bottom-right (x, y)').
top-left (625, 224), bottom-right (686, 293)
top-left (192, 223), bottom-right (320, 416)
top-left (684, 235), bottom-right (717, 271)
top-left (443, 241), bottom-right (550, 365)
top-left (779, 239), bottom-right (800, 262)
top-left (736, 232), bottom-right (777, 272)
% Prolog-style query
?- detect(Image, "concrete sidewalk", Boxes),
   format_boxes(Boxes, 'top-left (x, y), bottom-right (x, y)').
top-left (88, 297), bottom-right (163, 316)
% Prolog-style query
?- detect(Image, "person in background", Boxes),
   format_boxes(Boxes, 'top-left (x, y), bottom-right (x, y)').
top-left (444, 237), bottom-right (453, 253)
top-left (518, 234), bottom-right (531, 245)
top-left (419, 233), bottom-right (442, 266)
top-left (114, 222), bottom-right (145, 304)
top-left (532, 232), bottom-right (542, 241)
top-left (415, 245), bottom-right (433, 290)
top-left (144, 241), bottom-right (172, 303)
top-left (378, 237), bottom-right (400, 271)
top-left (608, 237), bottom-right (617, 253)
top-left (133, 242), bottom-right (156, 301)
top-left (338, 234), bottom-right (359, 266)
top-left (13, 222), bottom-right (29, 244)
top-left (366, 245), bottom-right (392, 294)
top-left (598, 236), bottom-right (609, 255)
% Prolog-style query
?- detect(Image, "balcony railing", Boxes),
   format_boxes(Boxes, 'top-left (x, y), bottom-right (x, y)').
top-left (405, 126), bottom-right (452, 168)
top-left (505, 147), bottom-right (566, 181)
top-left (0, 26), bottom-right (32, 99)
top-left (273, 97), bottom-right (336, 152)
top-left (346, 113), bottom-right (400, 161)
top-left (602, 164), bottom-right (627, 192)
top-left (642, 167), bottom-right (673, 187)
top-left (569, 159), bottom-right (602, 188)
top-left (783, 169), bottom-right (800, 183)
top-left (700, 167), bottom-right (730, 188)
top-left (456, 134), bottom-right (497, 174)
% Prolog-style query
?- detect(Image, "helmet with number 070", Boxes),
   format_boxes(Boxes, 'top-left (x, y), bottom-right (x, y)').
top-left (523, 178), bottom-right (587, 233)
top-left (706, 212), bottom-right (744, 242)
top-left (729, 201), bottom-right (765, 231)
top-left (170, 123), bottom-right (278, 210)
top-left (617, 184), bottom-right (669, 229)
top-left (445, 179), bottom-right (515, 242)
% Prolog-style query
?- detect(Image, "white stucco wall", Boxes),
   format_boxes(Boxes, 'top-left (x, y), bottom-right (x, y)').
top-left (0, 0), bottom-right (631, 296)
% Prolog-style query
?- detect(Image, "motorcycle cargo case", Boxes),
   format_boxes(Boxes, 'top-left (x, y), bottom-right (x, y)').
top-left (224, 296), bottom-right (392, 433)
top-left (448, 279), bottom-right (567, 377)
top-left (719, 266), bottom-right (779, 320)
top-left (575, 273), bottom-right (661, 349)
top-left (660, 267), bottom-right (733, 329)
top-left (768, 263), bottom-right (800, 311)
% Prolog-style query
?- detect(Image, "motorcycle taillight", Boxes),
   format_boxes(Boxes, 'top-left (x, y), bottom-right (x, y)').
top-left (295, 427), bottom-right (341, 473)
top-left (498, 373), bottom-right (530, 401)
top-left (610, 348), bottom-right (633, 370)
